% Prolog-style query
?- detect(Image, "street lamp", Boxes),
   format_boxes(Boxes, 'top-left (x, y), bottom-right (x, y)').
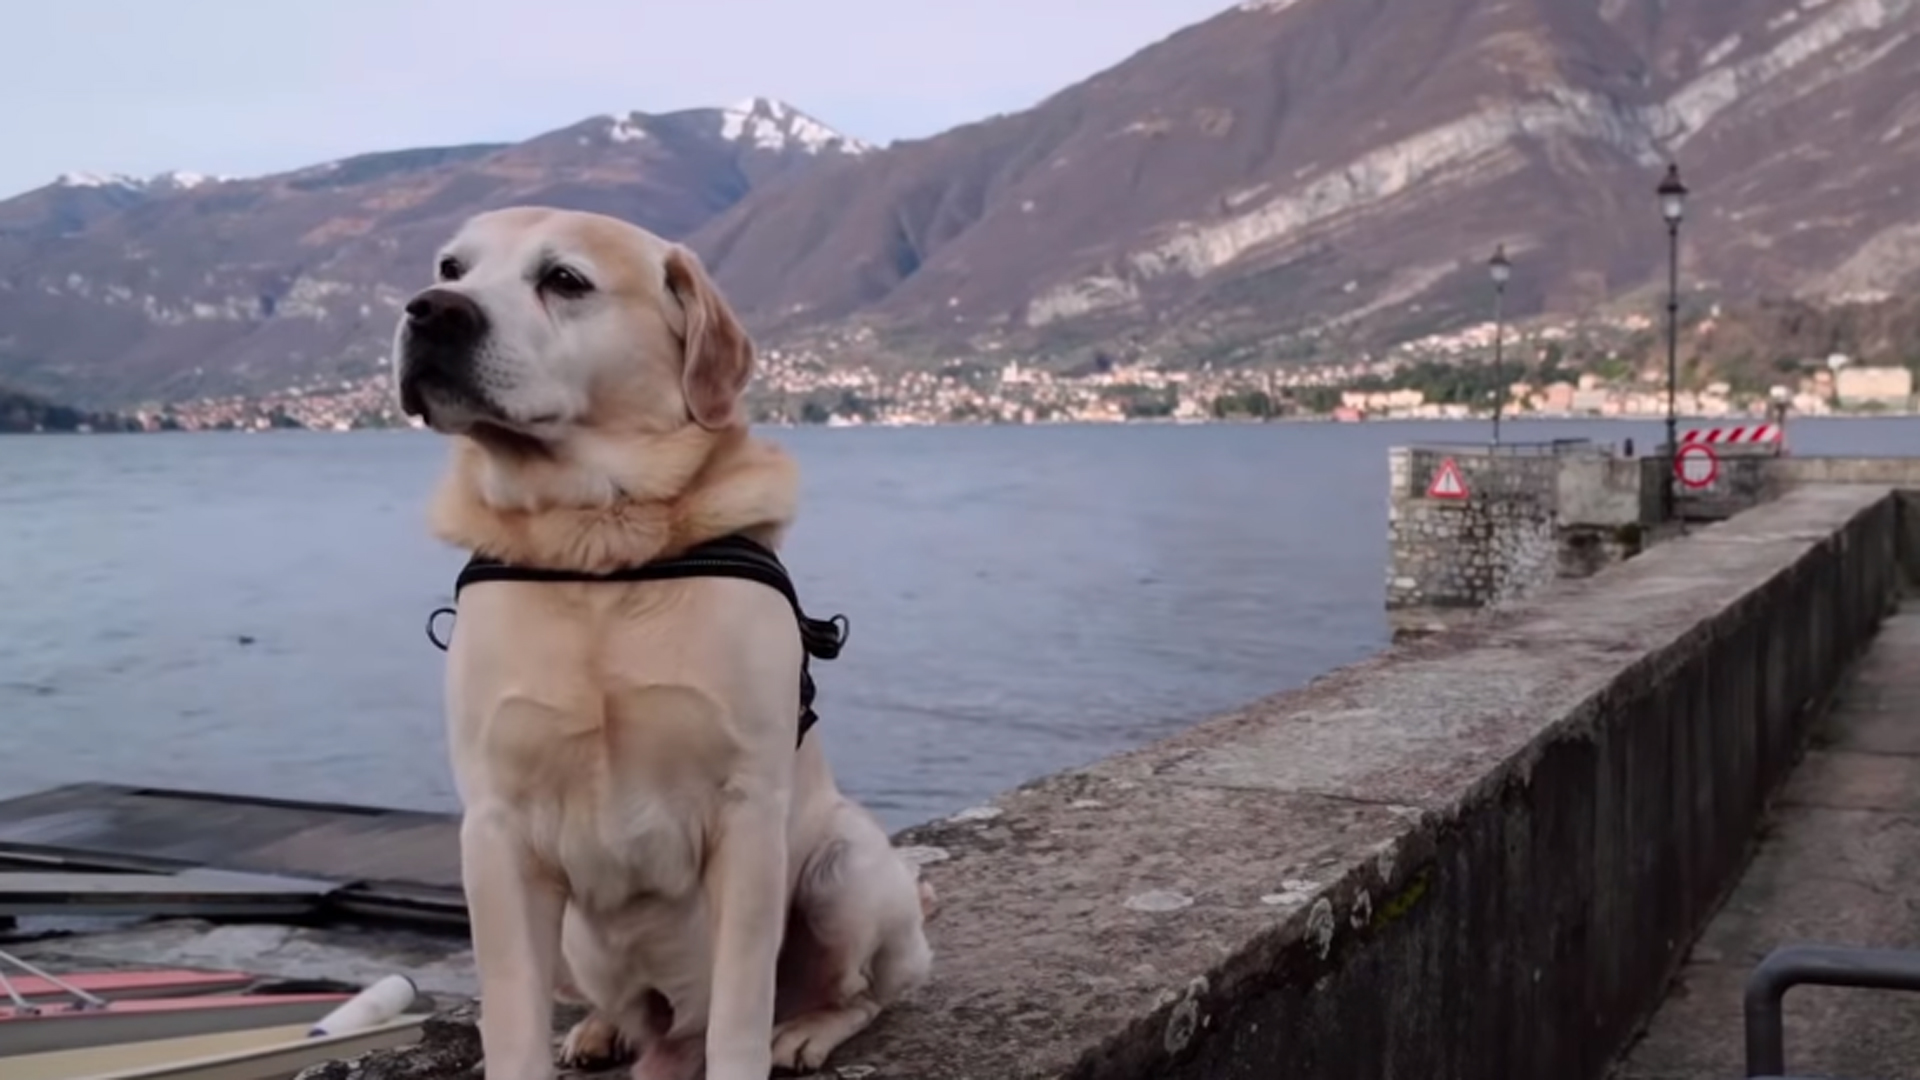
top-left (1489, 244), bottom-right (1512, 445)
top-left (1658, 162), bottom-right (1688, 521)
top-left (1768, 384), bottom-right (1792, 432)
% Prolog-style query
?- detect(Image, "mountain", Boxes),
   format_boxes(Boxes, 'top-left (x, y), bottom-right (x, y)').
top-left (686, 0), bottom-right (1920, 367)
top-left (1668, 292), bottom-right (1920, 390)
top-left (0, 99), bottom-right (868, 406)
top-left (5, 0), bottom-right (1919, 409)
top-left (0, 171), bottom-right (228, 243)
top-left (0, 383), bottom-right (137, 433)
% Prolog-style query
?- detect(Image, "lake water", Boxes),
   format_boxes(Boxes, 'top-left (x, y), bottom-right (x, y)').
top-left (3, 417), bottom-right (1916, 830)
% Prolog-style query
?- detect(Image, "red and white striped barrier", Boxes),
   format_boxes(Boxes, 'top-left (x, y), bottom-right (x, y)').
top-left (1679, 424), bottom-right (1782, 445)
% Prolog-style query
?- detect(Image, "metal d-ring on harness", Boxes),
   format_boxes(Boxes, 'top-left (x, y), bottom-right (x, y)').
top-left (424, 534), bottom-right (849, 746)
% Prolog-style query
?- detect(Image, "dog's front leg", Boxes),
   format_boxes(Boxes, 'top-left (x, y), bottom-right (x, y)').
top-left (462, 808), bottom-right (566, 1080)
top-left (702, 787), bottom-right (790, 1080)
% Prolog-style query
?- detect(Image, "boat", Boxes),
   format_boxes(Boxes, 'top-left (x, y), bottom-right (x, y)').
top-left (0, 949), bottom-right (430, 1080)
top-left (0, 992), bottom-right (358, 1057)
top-left (9, 969), bottom-right (259, 1004)
top-left (0, 1014), bottom-right (429, 1080)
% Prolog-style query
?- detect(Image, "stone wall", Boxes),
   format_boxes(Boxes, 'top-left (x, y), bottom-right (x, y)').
top-left (1555, 521), bottom-right (1649, 579)
top-left (1770, 455), bottom-right (1920, 490)
top-left (1770, 456), bottom-right (1920, 588)
top-left (1554, 449), bottom-right (1663, 580)
top-left (1558, 450), bottom-right (1665, 528)
top-left (1674, 444), bottom-right (1782, 521)
top-left (1390, 437), bottom-right (1813, 635)
top-left (1382, 440), bottom-right (1894, 634)
top-left (1386, 446), bottom-right (1561, 622)
top-left (813, 485), bottom-right (1903, 1080)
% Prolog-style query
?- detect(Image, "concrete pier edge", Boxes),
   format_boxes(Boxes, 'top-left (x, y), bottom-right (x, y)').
top-left (317, 477), bottom-right (1918, 1080)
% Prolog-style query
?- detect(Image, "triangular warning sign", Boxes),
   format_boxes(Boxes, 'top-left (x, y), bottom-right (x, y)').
top-left (1427, 457), bottom-right (1469, 500)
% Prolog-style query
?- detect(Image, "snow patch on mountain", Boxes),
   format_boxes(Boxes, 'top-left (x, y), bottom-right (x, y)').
top-left (606, 113), bottom-right (650, 143)
top-left (55, 170), bottom-right (225, 191)
top-left (717, 97), bottom-right (872, 155)
top-left (593, 99), bottom-right (869, 154)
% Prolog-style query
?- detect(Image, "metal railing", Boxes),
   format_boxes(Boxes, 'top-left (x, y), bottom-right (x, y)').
top-left (1744, 943), bottom-right (1920, 1078)
top-left (1405, 437), bottom-right (1595, 457)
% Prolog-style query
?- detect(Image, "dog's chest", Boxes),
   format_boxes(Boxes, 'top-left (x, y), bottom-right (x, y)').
top-left (548, 789), bottom-right (712, 913)
top-left (447, 676), bottom-right (735, 914)
top-left (444, 580), bottom-right (791, 907)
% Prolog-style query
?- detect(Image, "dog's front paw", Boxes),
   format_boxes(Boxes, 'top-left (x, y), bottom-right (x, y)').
top-left (770, 1016), bottom-right (835, 1074)
top-left (557, 1012), bottom-right (634, 1070)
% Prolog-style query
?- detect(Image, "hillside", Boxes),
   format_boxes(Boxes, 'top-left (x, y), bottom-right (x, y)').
top-left (1661, 292), bottom-right (1920, 392)
top-left (0, 99), bottom-right (868, 406)
top-left (2, 0), bottom-right (1918, 408)
top-left (689, 0), bottom-right (1920, 366)
top-left (0, 384), bottom-right (137, 433)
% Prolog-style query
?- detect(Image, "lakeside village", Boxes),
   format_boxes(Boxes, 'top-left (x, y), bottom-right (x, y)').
top-left (124, 309), bottom-right (1920, 433)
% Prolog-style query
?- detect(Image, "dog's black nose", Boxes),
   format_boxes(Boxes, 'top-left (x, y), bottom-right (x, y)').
top-left (404, 288), bottom-right (486, 344)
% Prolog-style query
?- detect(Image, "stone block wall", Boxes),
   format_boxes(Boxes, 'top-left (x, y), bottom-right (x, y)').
top-left (1674, 445), bottom-right (1781, 521)
top-left (1559, 451), bottom-right (1665, 527)
top-left (1387, 446), bottom-right (1561, 615)
top-left (1556, 522), bottom-right (1649, 579)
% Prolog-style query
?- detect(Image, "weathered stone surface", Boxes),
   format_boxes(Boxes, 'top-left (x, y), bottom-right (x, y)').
top-left (293, 1003), bottom-right (484, 1080)
top-left (1772, 455), bottom-right (1920, 491)
top-left (1559, 452), bottom-right (1663, 528)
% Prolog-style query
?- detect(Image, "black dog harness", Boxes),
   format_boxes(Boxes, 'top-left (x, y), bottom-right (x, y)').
top-left (425, 535), bottom-right (848, 745)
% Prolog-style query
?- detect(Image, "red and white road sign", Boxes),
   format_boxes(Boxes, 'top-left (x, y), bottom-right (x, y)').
top-left (1427, 457), bottom-right (1469, 500)
top-left (1675, 442), bottom-right (1720, 489)
top-left (1679, 424), bottom-right (1781, 446)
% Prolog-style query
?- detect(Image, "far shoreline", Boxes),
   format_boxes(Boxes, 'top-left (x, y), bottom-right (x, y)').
top-left (6, 411), bottom-right (1917, 437)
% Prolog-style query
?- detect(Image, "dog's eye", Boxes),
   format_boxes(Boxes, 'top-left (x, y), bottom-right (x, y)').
top-left (540, 266), bottom-right (593, 299)
top-left (436, 257), bottom-right (464, 282)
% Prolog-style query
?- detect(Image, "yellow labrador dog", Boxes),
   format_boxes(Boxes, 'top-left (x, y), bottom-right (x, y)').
top-left (394, 206), bottom-right (933, 1080)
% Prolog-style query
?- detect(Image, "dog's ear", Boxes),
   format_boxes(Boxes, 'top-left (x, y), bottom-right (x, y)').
top-left (664, 244), bottom-right (753, 431)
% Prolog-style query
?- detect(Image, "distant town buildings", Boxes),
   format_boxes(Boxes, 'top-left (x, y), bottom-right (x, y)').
top-left (125, 311), bottom-right (1919, 433)
top-left (1833, 364), bottom-right (1915, 410)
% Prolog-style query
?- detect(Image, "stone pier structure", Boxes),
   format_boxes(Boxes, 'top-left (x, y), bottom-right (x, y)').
top-left (1387, 440), bottom-right (1668, 637)
top-left (1385, 433), bottom-right (1810, 638)
top-left (1385, 443), bottom-right (1562, 623)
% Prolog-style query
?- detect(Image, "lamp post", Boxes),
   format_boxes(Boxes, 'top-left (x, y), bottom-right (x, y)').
top-left (1658, 162), bottom-right (1688, 521)
top-left (1768, 384), bottom-right (1791, 430)
top-left (1489, 244), bottom-right (1511, 445)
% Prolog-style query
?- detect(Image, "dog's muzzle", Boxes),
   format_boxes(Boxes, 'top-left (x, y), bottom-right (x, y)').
top-left (397, 287), bottom-right (489, 419)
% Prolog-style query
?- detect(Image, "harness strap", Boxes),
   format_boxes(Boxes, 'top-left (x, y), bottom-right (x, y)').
top-left (424, 534), bottom-right (847, 746)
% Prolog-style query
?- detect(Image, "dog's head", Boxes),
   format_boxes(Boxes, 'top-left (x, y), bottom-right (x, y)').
top-left (393, 207), bottom-right (754, 452)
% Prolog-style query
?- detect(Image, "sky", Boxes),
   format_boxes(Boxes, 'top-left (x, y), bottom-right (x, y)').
top-left (0, 0), bottom-right (1239, 199)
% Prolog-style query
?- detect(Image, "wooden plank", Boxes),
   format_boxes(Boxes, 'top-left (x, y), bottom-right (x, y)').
top-left (233, 817), bottom-right (464, 890)
top-left (0, 869), bottom-right (337, 918)
top-left (0, 1016), bottom-right (427, 1080)
top-left (0, 870), bottom-right (334, 895)
top-left (0, 786), bottom-right (339, 866)
top-left (0, 785), bottom-right (465, 922)
top-left (0, 993), bottom-right (353, 1057)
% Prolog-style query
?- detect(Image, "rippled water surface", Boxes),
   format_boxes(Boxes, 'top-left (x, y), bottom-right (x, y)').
top-left (3, 417), bottom-right (1915, 829)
